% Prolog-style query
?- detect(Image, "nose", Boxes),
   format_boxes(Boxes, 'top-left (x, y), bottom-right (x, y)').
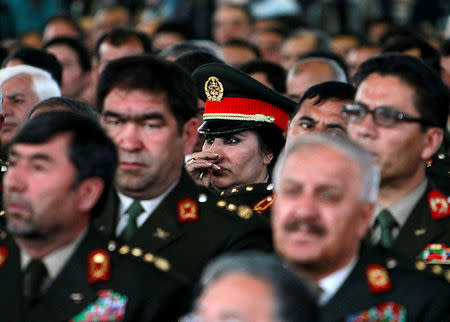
top-left (4, 166), bottom-right (26, 193)
top-left (203, 139), bottom-right (223, 156)
top-left (116, 123), bottom-right (144, 152)
top-left (350, 112), bottom-right (377, 141)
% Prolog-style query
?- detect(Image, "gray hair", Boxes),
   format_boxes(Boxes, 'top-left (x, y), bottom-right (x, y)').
top-left (287, 57), bottom-right (348, 83)
top-left (0, 65), bottom-right (60, 102)
top-left (287, 28), bottom-right (331, 52)
top-left (273, 134), bottom-right (379, 202)
top-left (197, 252), bottom-right (319, 322)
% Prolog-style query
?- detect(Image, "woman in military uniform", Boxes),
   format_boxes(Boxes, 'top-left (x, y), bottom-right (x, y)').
top-left (186, 63), bottom-right (296, 192)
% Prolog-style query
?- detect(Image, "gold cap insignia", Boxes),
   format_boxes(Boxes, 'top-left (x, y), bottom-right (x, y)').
top-left (205, 76), bottom-right (224, 102)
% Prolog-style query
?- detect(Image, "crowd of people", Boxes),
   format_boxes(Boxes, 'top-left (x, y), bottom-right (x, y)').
top-left (0, 1), bottom-right (449, 321)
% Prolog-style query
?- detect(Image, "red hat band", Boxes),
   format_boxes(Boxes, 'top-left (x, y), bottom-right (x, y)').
top-left (204, 97), bottom-right (290, 132)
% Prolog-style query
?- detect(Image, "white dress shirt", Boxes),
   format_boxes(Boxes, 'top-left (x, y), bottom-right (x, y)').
top-left (318, 256), bottom-right (358, 305)
top-left (115, 182), bottom-right (178, 236)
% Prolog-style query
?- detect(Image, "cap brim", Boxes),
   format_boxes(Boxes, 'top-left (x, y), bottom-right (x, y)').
top-left (198, 120), bottom-right (262, 135)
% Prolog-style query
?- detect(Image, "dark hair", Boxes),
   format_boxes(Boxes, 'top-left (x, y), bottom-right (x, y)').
top-left (154, 21), bottom-right (193, 41)
top-left (43, 37), bottom-right (92, 72)
top-left (97, 55), bottom-right (197, 132)
top-left (216, 4), bottom-right (253, 24)
top-left (95, 27), bottom-right (152, 59)
top-left (43, 14), bottom-right (85, 40)
top-left (197, 252), bottom-right (319, 321)
top-left (28, 96), bottom-right (97, 120)
top-left (240, 59), bottom-right (287, 94)
top-left (298, 50), bottom-right (349, 81)
top-left (294, 81), bottom-right (356, 116)
top-left (382, 36), bottom-right (441, 74)
top-left (222, 39), bottom-right (261, 59)
top-left (12, 111), bottom-right (117, 215)
top-left (352, 54), bottom-right (449, 129)
top-left (254, 124), bottom-right (285, 173)
top-left (2, 47), bottom-right (63, 86)
top-left (175, 50), bottom-right (225, 74)
top-left (441, 39), bottom-right (450, 56)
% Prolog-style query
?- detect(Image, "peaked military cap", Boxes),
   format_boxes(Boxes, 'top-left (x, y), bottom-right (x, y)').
top-left (192, 63), bottom-right (296, 135)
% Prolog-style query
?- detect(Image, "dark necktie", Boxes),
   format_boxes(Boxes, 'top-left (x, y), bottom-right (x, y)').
top-left (121, 200), bottom-right (145, 242)
top-left (376, 209), bottom-right (397, 248)
top-left (23, 259), bottom-right (48, 308)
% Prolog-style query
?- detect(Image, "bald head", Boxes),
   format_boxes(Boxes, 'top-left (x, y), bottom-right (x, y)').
top-left (286, 59), bottom-right (347, 101)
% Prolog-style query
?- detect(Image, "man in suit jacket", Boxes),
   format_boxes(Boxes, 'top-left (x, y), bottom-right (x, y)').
top-left (0, 112), bottom-right (189, 321)
top-left (346, 54), bottom-right (450, 264)
top-left (272, 134), bottom-right (450, 321)
top-left (95, 55), bottom-right (272, 283)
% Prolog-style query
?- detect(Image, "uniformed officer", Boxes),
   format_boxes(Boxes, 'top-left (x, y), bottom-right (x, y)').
top-left (0, 112), bottom-right (189, 321)
top-left (187, 62), bottom-right (296, 192)
top-left (272, 134), bottom-right (450, 322)
top-left (95, 55), bottom-right (272, 283)
top-left (345, 54), bottom-right (450, 272)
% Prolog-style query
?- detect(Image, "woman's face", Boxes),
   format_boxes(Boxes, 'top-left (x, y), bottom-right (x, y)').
top-left (202, 130), bottom-right (273, 190)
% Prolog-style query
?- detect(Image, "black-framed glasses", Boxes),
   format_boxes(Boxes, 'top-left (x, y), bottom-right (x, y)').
top-left (341, 103), bottom-right (437, 127)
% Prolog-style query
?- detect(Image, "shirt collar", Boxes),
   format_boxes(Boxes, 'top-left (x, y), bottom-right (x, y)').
top-left (318, 255), bottom-right (358, 305)
top-left (374, 179), bottom-right (427, 228)
top-left (117, 180), bottom-right (178, 217)
top-left (21, 228), bottom-right (88, 281)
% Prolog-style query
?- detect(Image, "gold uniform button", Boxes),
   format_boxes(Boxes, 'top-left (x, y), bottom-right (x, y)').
top-left (432, 265), bottom-right (443, 275)
top-left (154, 257), bottom-right (171, 271)
top-left (131, 248), bottom-right (143, 257)
top-left (227, 203), bottom-right (237, 211)
top-left (118, 245), bottom-right (130, 255)
top-left (415, 261), bottom-right (426, 271)
top-left (217, 200), bottom-right (226, 207)
top-left (144, 253), bottom-right (154, 263)
top-left (246, 186), bottom-right (254, 192)
top-left (238, 205), bottom-right (252, 219)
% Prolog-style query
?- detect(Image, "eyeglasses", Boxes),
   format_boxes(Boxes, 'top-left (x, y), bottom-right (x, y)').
top-left (341, 103), bottom-right (437, 127)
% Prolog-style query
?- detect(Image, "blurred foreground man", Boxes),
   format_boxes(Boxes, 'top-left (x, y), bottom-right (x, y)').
top-left (0, 112), bottom-right (188, 321)
top-left (184, 252), bottom-right (319, 322)
top-left (96, 55), bottom-right (272, 283)
top-left (345, 54), bottom-right (450, 264)
top-left (272, 134), bottom-right (450, 321)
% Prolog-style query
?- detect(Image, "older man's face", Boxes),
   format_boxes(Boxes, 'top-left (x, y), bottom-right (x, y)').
top-left (272, 145), bottom-right (372, 279)
top-left (193, 272), bottom-right (274, 322)
top-left (0, 74), bottom-right (40, 146)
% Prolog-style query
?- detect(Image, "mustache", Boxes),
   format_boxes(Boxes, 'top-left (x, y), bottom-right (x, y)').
top-left (119, 152), bottom-right (150, 164)
top-left (283, 219), bottom-right (326, 236)
top-left (4, 192), bottom-right (30, 208)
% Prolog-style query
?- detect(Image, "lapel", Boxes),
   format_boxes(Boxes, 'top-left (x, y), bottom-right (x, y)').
top-left (26, 228), bottom-right (102, 321)
top-left (94, 186), bottom-right (119, 239)
top-left (0, 234), bottom-right (23, 322)
top-left (392, 182), bottom-right (448, 257)
top-left (131, 172), bottom-right (199, 252)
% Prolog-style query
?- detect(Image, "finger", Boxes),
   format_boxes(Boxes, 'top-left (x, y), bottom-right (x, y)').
top-left (191, 151), bottom-right (221, 161)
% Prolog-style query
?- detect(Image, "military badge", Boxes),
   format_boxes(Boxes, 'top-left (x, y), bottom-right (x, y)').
top-left (87, 249), bottom-right (111, 284)
top-left (253, 194), bottom-right (274, 214)
top-left (346, 302), bottom-right (406, 322)
top-left (177, 199), bottom-right (199, 223)
top-left (0, 246), bottom-right (8, 268)
top-left (204, 76), bottom-right (224, 102)
top-left (71, 290), bottom-right (127, 321)
top-left (418, 244), bottom-right (450, 264)
top-left (366, 264), bottom-right (392, 293)
top-left (427, 190), bottom-right (450, 220)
